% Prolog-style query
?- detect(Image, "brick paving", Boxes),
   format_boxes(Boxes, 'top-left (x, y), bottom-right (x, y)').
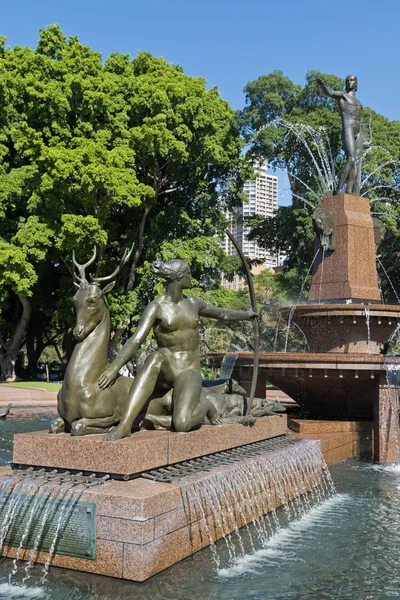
top-left (0, 384), bottom-right (295, 420)
top-left (0, 384), bottom-right (58, 419)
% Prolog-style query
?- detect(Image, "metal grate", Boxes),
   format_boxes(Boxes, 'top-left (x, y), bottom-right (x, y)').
top-left (10, 466), bottom-right (110, 486)
top-left (141, 435), bottom-right (294, 483)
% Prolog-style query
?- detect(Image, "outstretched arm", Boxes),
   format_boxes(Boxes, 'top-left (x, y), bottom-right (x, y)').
top-left (316, 77), bottom-right (344, 100)
top-left (98, 303), bottom-right (157, 388)
top-left (198, 300), bottom-right (257, 322)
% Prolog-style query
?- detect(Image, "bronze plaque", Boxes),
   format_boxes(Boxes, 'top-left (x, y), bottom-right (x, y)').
top-left (0, 492), bottom-right (96, 560)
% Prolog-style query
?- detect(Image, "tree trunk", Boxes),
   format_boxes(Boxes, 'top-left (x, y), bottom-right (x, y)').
top-left (108, 319), bottom-right (129, 359)
top-left (26, 315), bottom-right (45, 376)
top-left (109, 205), bottom-right (152, 359)
top-left (0, 295), bottom-right (32, 381)
top-left (26, 320), bottom-right (35, 375)
top-left (126, 206), bottom-right (151, 293)
top-left (27, 341), bottom-right (46, 376)
top-left (62, 330), bottom-right (75, 365)
top-left (0, 352), bottom-right (16, 381)
top-left (51, 342), bottom-right (64, 364)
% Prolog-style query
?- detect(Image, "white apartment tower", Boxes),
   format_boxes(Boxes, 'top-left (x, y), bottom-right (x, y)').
top-left (222, 164), bottom-right (279, 290)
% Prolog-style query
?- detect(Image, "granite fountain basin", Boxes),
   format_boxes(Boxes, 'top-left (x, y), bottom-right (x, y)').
top-left (281, 303), bottom-right (400, 354)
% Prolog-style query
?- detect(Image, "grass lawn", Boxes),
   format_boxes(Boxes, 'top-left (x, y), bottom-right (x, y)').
top-left (0, 381), bottom-right (62, 392)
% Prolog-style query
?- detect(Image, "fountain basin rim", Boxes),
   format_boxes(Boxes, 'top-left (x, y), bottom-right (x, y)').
top-left (281, 303), bottom-right (400, 318)
top-left (208, 351), bottom-right (387, 368)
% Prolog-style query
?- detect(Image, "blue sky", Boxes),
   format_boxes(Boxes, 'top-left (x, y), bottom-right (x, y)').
top-left (2, 0), bottom-right (400, 204)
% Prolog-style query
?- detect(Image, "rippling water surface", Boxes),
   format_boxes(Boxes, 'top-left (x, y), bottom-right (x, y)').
top-left (1, 419), bottom-right (400, 599)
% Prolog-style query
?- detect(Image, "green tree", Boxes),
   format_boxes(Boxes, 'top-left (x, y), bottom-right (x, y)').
top-left (240, 70), bottom-right (400, 300)
top-left (0, 26), bottom-right (249, 378)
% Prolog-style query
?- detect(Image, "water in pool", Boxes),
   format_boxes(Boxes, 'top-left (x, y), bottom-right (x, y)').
top-left (0, 418), bottom-right (399, 600)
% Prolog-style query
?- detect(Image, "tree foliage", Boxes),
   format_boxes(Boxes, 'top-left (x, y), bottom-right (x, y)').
top-left (0, 25), bottom-right (250, 378)
top-left (240, 70), bottom-right (400, 300)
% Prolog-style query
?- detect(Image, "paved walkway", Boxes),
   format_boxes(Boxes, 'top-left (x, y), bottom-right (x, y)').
top-left (0, 385), bottom-right (58, 419)
top-left (0, 384), bottom-right (295, 420)
top-left (265, 389), bottom-right (296, 404)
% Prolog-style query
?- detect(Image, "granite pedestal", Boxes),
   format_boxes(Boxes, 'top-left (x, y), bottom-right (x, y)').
top-left (373, 386), bottom-right (400, 462)
top-left (308, 194), bottom-right (380, 302)
top-left (12, 416), bottom-right (287, 478)
top-left (1, 415), bottom-right (309, 581)
top-left (289, 417), bottom-right (373, 464)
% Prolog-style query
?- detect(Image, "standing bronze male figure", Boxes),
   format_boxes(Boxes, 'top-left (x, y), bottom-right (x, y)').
top-left (99, 259), bottom-right (257, 440)
top-left (316, 74), bottom-right (364, 195)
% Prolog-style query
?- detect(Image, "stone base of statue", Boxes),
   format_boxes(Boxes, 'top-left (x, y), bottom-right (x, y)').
top-left (308, 194), bottom-right (380, 303)
top-left (12, 416), bottom-right (287, 477)
top-left (0, 416), bottom-right (321, 582)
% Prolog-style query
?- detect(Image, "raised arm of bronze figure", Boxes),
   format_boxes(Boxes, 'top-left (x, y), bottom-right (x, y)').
top-left (199, 302), bottom-right (258, 321)
top-left (316, 77), bottom-right (343, 100)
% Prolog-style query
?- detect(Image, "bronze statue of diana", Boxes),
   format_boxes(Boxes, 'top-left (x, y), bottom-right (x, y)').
top-left (316, 74), bottom-right (364, 196)
top-left (99, 258), bottom-right (257, 440)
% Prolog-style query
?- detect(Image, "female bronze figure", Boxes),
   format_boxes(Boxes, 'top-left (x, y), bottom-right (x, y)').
top-left (99, 259), bottom-right (257, 440)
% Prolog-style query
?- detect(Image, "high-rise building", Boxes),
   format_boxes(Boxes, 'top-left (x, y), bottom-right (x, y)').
top-left (222, 164), bottom-right (281, 291)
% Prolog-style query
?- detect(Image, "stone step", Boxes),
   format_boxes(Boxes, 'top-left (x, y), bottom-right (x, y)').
top-left (288, 418), bottom-right (372, 434)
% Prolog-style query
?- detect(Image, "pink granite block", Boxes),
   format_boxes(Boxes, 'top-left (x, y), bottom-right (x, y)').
top-left (97, 516), bottom-right (154, 544)
top-left (123, 527), bottom-right (194, 581)
top-left (0, 466), bottom-right (12, 476)
top-left (1, 436), bottom-right (324, 582)
top-left (12, 417), bottom-right (287, 478)
top-left (187, 515), bottom-right (225, 552)
top-left (289, 418), bottom-right (372, 434)
top-left (81, 478), bottom-right (183, 520)
top-left (324, 443), bottom-right (354, 466)
top-left (291, 431), bottom-right (353, 452)
top-left (12, 429), bottom-right (170, 477)
top-left (154, 506), bottom-right (188, 539)
top-left (3, 539), bottom-right (124, 579)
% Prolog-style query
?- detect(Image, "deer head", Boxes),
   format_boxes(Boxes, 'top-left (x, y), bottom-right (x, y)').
top-left (72, 244), bottom-right (133, 341)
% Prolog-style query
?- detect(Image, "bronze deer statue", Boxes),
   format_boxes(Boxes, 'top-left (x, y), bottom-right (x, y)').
top-left (49, 247), bottom-right (264, 438)
top-left (49, 246), bottom-right (136, 436)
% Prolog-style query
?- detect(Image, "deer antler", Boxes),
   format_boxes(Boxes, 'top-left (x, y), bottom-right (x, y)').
top-left (72, 247), bottom-right (97, 287)
top-left (90, 241), bottom-right (135, 284)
